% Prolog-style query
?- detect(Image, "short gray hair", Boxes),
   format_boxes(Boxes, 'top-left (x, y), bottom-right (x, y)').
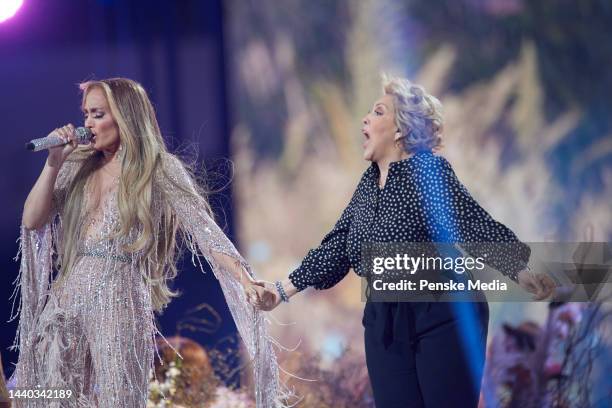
top-left (382, 74), bottom-right (444, 153)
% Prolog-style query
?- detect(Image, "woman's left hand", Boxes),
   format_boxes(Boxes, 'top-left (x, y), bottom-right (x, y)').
top-left (243, 279), bottom-right (262, 305)
top-left (246, 281), bottom-right (281, 311)
top-left (517, 268), bottom-right (556, 300)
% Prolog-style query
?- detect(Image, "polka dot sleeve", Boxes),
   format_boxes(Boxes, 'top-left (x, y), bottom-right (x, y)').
top-left (412, 154), bottom-right (530, 282)
top-left (288, 189), bottom-right (358, 291)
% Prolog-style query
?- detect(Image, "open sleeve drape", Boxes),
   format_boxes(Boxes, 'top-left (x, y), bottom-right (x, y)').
top-left (161, 156), bottom-right (287, 407)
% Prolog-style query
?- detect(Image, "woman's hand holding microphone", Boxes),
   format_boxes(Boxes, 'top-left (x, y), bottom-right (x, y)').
top-left (47, 123), bottom-right (79, 168)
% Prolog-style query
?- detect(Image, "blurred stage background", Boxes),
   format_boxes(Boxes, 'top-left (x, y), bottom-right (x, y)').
top-left (1, 0), bottom-right (611, 406)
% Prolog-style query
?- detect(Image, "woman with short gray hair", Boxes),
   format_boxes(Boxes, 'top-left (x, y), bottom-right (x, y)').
top-left (251, 75), bottom-right (554, 407)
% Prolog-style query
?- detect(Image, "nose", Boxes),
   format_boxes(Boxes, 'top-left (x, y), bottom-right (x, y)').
top-left (362, 114), bottom-right (369, 125)
top-left (84, 117), bottom-right (94, 129)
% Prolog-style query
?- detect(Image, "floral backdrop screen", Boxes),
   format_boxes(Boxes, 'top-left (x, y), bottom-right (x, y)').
top-left (225, 1), bottom-right (611, 406)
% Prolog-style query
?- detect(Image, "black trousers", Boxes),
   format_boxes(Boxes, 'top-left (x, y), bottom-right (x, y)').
top-left (363, 301), bottom-right (489, 408)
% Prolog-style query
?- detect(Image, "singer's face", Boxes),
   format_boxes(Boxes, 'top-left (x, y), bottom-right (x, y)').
top-left (82, 87), bottom-right (120, 154)
top-left (361, 94), bottom-right (399, 162)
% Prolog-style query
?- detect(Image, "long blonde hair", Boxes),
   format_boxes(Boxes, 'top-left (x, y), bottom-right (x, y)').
top-left (58, 78), bottom-right (211, 311)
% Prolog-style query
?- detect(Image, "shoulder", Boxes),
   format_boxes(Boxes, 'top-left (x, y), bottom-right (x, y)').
top-left (411, 150), bottom-right (451, 169)
top-left (410, 151), bottom-right (454, 179)
top-left (156, 152), bottom-right (203, 196)
top-left (158, 152), bottom-right (192, 183)
top-left (159, 152), bottom-right (185, 173)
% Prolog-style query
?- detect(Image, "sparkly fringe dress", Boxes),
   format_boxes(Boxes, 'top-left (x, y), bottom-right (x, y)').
top-left (11, 154), bottom-right (284, 407)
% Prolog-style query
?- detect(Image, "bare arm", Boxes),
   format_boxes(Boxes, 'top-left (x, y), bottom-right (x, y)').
top-left (22, 124), bottom-right (78, 230)
top-left (161, 154), bottom-right (269, 302)
top-left (22, 160), bottom-right (62, 230)
top-left (210, 250), bottom-right (258, 287)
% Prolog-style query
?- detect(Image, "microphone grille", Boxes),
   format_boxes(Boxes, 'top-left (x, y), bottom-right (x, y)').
top-left (75, 127), bottom-right (93, 144)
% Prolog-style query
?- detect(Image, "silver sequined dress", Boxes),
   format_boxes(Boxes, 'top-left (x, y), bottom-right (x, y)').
top-left (12, 154), bottom-right (285, 407)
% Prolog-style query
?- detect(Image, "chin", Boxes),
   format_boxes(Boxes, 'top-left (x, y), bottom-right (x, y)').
top-left (362, 147), bottom-right (370, 159)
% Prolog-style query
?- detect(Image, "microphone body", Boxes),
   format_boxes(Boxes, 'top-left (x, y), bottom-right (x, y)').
top-left (26, 127), bottom-right (92, 152)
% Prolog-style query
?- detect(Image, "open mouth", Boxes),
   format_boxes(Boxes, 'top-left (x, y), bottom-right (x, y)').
top-left (362, 129), bottom-right (370, 147)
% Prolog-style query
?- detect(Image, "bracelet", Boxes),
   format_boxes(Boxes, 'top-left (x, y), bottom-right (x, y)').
top-left (275, 281), bottom-right (290, 303)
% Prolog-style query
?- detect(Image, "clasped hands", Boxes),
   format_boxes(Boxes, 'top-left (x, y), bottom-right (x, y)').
top-left (212, 251), bottom-right (284, 312)
top-left (243, 280), bottom-right (282, 311)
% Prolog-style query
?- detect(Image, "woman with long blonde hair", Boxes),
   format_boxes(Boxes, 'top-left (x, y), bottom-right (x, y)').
top-left (13, 78), bottom-right (283, 407)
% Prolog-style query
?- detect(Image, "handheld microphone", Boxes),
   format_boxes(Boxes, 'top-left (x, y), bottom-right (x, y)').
top-left (25, 127), bottom-right (92, 152)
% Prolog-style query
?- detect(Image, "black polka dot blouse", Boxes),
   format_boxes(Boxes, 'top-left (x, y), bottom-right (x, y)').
top-left (288, 150), bottom-right (530, 291)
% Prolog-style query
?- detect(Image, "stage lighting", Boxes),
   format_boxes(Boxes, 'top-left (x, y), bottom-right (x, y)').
top-left (0, 0), bottom-right (23, 23)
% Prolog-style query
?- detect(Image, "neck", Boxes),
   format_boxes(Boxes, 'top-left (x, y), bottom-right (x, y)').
top-left (101, 148), bottom-right (120, 166)
top-left (376, 151), bottom-right (411, 188)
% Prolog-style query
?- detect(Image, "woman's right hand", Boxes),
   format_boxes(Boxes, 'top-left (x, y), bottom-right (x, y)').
top-left (47, 123), bottom-right (78, 168)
